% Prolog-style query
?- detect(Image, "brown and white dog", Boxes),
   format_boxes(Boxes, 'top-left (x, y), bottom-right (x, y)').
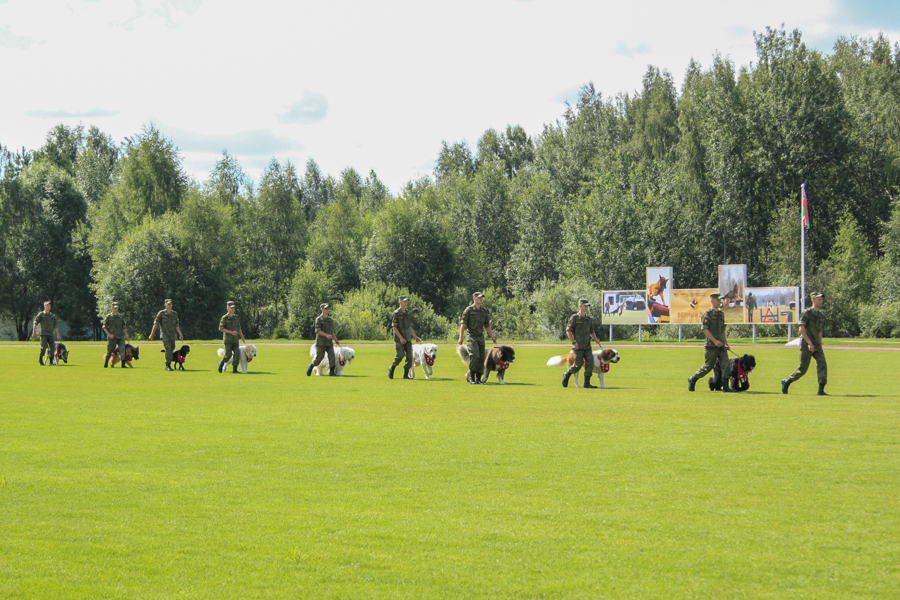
top-left (110, 344), bottom-right (140, 367)
top-left (546, 348), bottom-right (620, 388)
top-left (457, 344), bottom-right (515, 384)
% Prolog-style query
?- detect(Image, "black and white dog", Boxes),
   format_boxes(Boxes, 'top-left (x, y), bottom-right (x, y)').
top-left (709, 354), bottom-right (756, 392)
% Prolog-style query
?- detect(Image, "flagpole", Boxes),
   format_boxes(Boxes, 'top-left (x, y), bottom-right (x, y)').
top-left (801, 183), bottom-right (806, 312)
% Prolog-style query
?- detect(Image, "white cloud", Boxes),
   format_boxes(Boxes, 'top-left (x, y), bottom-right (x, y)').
top-left (0, 25), bottom-right (44, 49)
top-left (278, 93), bottom-right (329, 125)
top-left (26, 108), bottom-right (119, 118)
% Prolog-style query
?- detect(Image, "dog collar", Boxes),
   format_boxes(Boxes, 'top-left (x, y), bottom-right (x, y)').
top-left (424, 355), bottom-right (435, 366)
top-left (339, 359), bottom-right (346, 366)
top-left (498, 361), bottom-right (510, 370)
top-left (600, 362), bottom-right (610, 373)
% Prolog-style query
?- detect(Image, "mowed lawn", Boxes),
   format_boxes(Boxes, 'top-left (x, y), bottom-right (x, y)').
top-left (1, 342), bottom-right (898, 599)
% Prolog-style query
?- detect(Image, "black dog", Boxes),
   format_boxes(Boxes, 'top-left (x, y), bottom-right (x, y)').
top-left (709, 354), bottom-right (756, 392)
top-left (481, 345), bottom-right (516, 384)
top-left (54, 343), bottom-right (69, 365)
top-left (161, 345), bottom-right (190, 370)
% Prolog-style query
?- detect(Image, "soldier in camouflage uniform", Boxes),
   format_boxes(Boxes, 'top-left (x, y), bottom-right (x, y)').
top-left (782, 292), bottom-right (828, 396)
top-left (218, 300), bottom-right (247, 374)
top-left (389, 295), bottom-right (422, 380)
top-left (102, 302), bottom-right (130, 368)
top-left (688, 293), bottom-right (732, 392)
top-left (745, 292), bottom-right (758, 323)
top-left (306, 303), bottom-right (341, 377)
top-left (563, 299), bottom-right (603, 389)
top-left (148, 298), bottom-right (184, 372)
top-left (457, 292), bottom-right (497, 384)
top-left (31, 301), bottom-right (61, 366)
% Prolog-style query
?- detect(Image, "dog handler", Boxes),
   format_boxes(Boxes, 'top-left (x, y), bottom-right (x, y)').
top-left (563, 299), bottom-right (603, 388)
top-left (218, 301), bottom-right (247, 374)
top-left (32, 301), bottom-right (61, 366)
top-left (688, 292), bottom-right (732, 392)
top-left (782, 292), bottom-right (828, 396)
top-left (148, 299), bottom-right (184, 372)
top-left (103, 302), bottom-right (130, 368)
top-left (389, 295), bottom-right (422, 380)
top-left (307, 303), bottom-right (340, 376)
top-left (458, 292), bottom-right (497, 384)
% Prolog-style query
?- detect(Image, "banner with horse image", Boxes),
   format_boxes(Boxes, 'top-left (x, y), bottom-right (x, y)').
top-left (600, 290), bottom-right (648, 325)
top-left (745, 287), bottom-right (799, 324)
top-left (646, 267), bottom-right (673, 324)
top-left (718, 264), bottom-right (747, 324)
top-left (670, 288), bottom-right (719, 324)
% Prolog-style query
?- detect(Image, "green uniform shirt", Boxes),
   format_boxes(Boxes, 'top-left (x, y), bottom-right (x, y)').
top-left (799, 307), bottom-right (824, 348)
top-left (219, 313), bottom-right (242, 344)
top-left (567, 313), bottom-right (596, 350)
top-left (746, 296), bottom-right (758, 311)
top-left (154, 309), bottom-right (181, 340)
top-left (392, 308), bottom-right (413, 342)
top-left (34, 311), bottom-right (58, 336)
top-left (701, 308), bottom-right (726, 349)
top-left (104, 313), bottom-right (126, 338)
top-left (460, 305), bottom-right (490, 339)
top-left (315, 315), bottom-right (335, 347)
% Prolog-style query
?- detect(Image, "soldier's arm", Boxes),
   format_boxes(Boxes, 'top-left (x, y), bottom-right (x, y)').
top-left (486, 326), bottom-right (497, 344)
top-left (176, 326), bottom-right (184, 340)
top-left (702, 328), bottom-right (720, 346)
top-left (239, 327), bottom-right (247, 344)
top-left (148, 323), bottom-right (157, 340)
top-left (124, 325), bottom-right (130, 342)
top-left (410, 326), bottom-right (421, 342)
top-left (55, 327), bottom-right (61, 340)
top-left (799, 324), bottom-right (814, 350)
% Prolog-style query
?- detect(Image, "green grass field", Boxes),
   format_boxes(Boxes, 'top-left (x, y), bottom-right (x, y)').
top-left (1, 342), bottom-right (898, 599)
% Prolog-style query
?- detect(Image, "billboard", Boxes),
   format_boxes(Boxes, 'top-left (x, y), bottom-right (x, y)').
top-left (670, 288), bottom-right (719, 324)
top-left (601, 290), bottom-right (648, 324)
top-left (718, 264), bottom-right (747, 324)
top-left (745, 287), bottom-right (799, 324)
top-left (646, 267), bottom-right (673, 324)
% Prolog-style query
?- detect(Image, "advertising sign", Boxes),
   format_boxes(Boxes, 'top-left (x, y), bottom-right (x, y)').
top-left (745, 287), bottom-right (799, 324)
top-left (601, 290), bottom-right (648, 325)
top-left (646, 267), bottom-right (673, 324)
top-left (718, 264), bottom-right (747, 324)
top-left (670, 288), bottom-right (719, 324)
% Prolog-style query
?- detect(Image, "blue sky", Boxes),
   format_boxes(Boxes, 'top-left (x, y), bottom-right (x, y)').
top-left (1, 0), bottom-right (898, 191)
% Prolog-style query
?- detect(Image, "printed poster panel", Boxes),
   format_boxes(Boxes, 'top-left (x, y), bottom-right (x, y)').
top-left (745, 287), bottom-right (799, 324)
top-left (601, 290), bottom-right (648, 325)
top-left (670, 288), bottom-right (719, 324)
top-left (646, 267), bottom-right (674, 324)
top-left (718, 264), bottom-right (747, 324)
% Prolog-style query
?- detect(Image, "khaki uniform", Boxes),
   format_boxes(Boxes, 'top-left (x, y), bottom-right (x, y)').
top-left (154, 309), bottom-right (181, 363)
top-left (103, 313), bottom-right (127, 360)
top-left (34, 311), bottom-right (58, 361)
top-left (566, 313), bottom-right (597, 375)
top-left (312, 314), bottom-right (336, 367)
top-left (746, 296), bottom-right (758, 323)
top-left (692, 308), bottom-right (730, 380)
top-left (390, 308), bottom-right (414, 370)
top-left (787, 308), bottom-right (827, 385)
top-left (219, 313), bottom-right (242, 366)
top-left (460, 304), bottom-right (490, 374)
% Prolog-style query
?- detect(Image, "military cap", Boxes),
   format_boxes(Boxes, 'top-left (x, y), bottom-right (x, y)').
top-left (320, 303), bottom-right (330, 309)
top-left (710, 293), bottom-right (722, 299)
top-left (44, 300), bottom-right (52, 306)
top-left (811, 292), bottom-right (825, 299)
top-left (226, 300), bottom-right (235, 307)
top-left (399, 295), bottom-right (409, 302)
top-left (111, 302), bottom-right (119, 308)
top-left (164, 298), bottom-right (173, 304)
top-left (472, 292), bottom-right (484, 298)
top-left (579, 298), bottom-right (591, 306)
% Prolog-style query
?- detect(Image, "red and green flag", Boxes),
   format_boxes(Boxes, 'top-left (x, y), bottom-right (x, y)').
top-left (801, 184), bottom-right (810, 229)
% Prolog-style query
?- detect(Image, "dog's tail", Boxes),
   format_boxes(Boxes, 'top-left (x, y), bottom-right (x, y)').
top-left (456, 344), bottom-right (470, 364)
top-left (546, 354), bottom-right (567, 367)
top-left (216, 348), bottom-right (226, 359)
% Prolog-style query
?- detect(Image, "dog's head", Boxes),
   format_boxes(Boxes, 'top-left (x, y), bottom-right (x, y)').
top-left (340, 347), bottom-right (355, 363)
top-left (423, 343), bottom-right (438, 361)
top-left (179, 345), bottom-right (190, 355)
top-left (243, 344), bottom-right (257, 361)
top-left (129, 345), bottom-right (140, 361)
top-left (740, 354), bottom-right (756, 372)
top-left (498, 345), bottom-right (515, 363)
top-left (57, 343), bottom-right (68, 363)
top-left (599, 348), bottom-right (619, 364)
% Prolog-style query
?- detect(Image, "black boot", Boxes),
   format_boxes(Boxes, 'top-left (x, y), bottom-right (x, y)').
top-left (562, 371), bottom-right (572, 388)
top-left (818, 384), bottom-right (828, 396)
top-left (388, 365), bottom-right (395, 379)
top-left (473, 372), bottom-right (482, 384)
top-left (329, 366), bottom-right (336, 376)
top-left (403, 367), bottom-right (412, 379)
top-left (583, 374), bottom-right (597, 389)
top-left (306, 364), bottom-right (314, 376)
top-left (781, 379), bottom-right (791, 394)
top-left (104, 355), bottom-right (109, 368)
top-left (218, 360), bottom-right (225, 373)
top-left (120, 355), bottom-right (126, 368)
top-left (40, 354), bottom-right (45, 366)
top-left (722, 381), bottom-right (733, 393)
top-left (688, 376), bottom-right (696, 392)
top-left (232, 363), bottom-right (239, 374)
top-left (466, 371), bottom-right (474, 384)
top-left (165, 362), bottom-right (173, 372)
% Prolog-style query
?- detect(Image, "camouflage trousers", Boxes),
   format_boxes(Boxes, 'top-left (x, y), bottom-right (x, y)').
top-left (787, 346), bottom-right (827, 386)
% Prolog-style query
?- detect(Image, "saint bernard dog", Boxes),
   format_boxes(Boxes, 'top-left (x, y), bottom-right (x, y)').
top-left (546, 348), bottom-right (620, 388)
top-left (216, 343), bottom-right (258, 374)
top-left (309, 343), bottom-right (355, 376)
top-left (410, 343), bottom-right (438, 379)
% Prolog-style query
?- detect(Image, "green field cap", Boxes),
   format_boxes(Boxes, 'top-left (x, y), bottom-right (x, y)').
top-left (399, 295), bottom-right (409, 301)
top-left (226, 300), bottom-right (235, 307)
top-left (472, 292), bottom-right (484, 298)
top-left (710, 293), bottom-right (722, 299)
top-left (111, 302), bottom-right (119, 308)
top-left (811, 292), bottom-right (825, 299)
top-left (164, 298), bottom-right (173, 304)
top-left (320, 303), bottom-right (330, 309)
top-left (579, 298), bottom-right (590, 305)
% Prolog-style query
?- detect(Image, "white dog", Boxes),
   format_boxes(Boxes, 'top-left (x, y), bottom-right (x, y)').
top-left (217, 344), bottom-right (257, 374)
top-left (409, 343), bottom-right (438, 379)
top-left (309, 343), bottom-right (355, 376)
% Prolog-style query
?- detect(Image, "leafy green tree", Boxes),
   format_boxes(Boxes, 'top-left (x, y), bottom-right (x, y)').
top-left (332, 282), bottom-right (450, 340)
top-left (530, 278), bottom-right (604, 340)
top-left (33, 124), bottom-right (84, 177)
top-left (507, 171), bottom-right (563, 295)
top-left (75, 126), bottom-right (119, 207)
top-left (435, 141), bottom-right (475, 180)
top-left (306, 186), bottom-right (370, 294)
top-left (285, 263), bottom-right (336, 339)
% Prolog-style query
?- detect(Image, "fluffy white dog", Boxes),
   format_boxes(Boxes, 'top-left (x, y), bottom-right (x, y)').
top-left (309, 343), bottom-right (355, 376)
top-left (217, 343), bottom-right (257, 374)
top-left (409, 343), bottom-right (438, 379)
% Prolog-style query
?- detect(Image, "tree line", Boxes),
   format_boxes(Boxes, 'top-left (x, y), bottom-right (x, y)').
top-left (2, 27), bottom-right (900, 341)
